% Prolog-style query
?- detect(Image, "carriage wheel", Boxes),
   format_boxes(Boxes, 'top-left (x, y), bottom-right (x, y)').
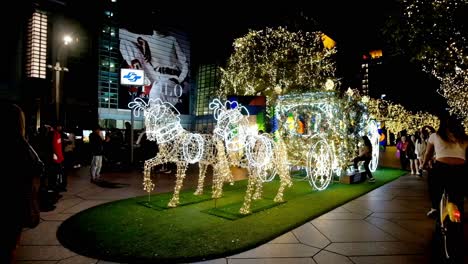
top-left (306, 137), bottom-right (333, 191)
top-left (367, 120), bottom-right (380, 172)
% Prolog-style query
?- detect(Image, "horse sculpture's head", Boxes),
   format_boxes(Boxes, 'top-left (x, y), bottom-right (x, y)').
top-left (129, 98), bottom-right (183, 143)
top-left (209, 99), bottom-right (250, 152)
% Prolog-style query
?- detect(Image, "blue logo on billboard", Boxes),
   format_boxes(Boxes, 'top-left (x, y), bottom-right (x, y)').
top-left (123, 71), bottom-right (142, 83)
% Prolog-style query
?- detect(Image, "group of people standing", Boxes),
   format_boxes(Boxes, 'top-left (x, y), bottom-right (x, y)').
top-left (396, 131), bottom-right (432, 176)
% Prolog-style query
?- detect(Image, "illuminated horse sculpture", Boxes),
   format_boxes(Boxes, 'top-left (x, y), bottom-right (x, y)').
top-left (199, 99), bottom-right (292, 214)
top-left (129, 98), bottom-right (231, 207)
top-left (130, 98), bottom-right (291, 214)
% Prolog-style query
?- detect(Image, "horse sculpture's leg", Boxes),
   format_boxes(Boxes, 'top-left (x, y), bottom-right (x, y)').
top-left (274, 141), bottom-right (292, 203)
top-left (168, 162), bottom-right (188, 207)
top-left (194, 163), bottom-right (208, 195)
top-left (240, 168), bottom-right (256, 214)
top-left (212, 138), bottom-right (230, 199)
top-left (143, 155), bottom-right (163, 194)
top-left (252, 168), bottom-right (264, 200)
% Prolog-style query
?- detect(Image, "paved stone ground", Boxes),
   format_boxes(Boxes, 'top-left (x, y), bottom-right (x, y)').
top-left (16, 156), bottom-right (468, 264)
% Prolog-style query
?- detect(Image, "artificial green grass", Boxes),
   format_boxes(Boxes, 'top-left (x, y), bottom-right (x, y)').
top-left (57, 168), bottom-right (405, 263)
top-left (202, 198), bottom-right (286, 220)
top-left (138, 192), bottom-right (213, 210)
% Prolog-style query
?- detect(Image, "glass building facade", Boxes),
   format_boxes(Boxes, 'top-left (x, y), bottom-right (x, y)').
top-left (98, 11), bottom-right (119, 109)
top-left (194, 64), bottom-right (219, 132)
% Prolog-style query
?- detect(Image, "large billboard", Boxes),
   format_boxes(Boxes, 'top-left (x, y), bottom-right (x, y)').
top-left (119, 28), bottom-right (190, 113)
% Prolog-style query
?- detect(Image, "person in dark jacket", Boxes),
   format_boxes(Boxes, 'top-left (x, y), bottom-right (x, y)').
top-left (89, 125), bottom-right (104, 183)
top-left (0, 102), bottom-right (43, 263)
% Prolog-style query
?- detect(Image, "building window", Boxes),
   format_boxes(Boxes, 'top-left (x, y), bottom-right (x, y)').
top-left (26, 11), bottom-right (47, 79)
top-left (196, 64), bottom-right (219, 116)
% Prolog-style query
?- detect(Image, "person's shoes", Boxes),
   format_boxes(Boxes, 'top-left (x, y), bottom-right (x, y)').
top-left (368, 177), bottom-right (376, 183)
top-left (417, 169), bottom-right (423, 177)
top-left (427, 208), bottom-right (437, 218)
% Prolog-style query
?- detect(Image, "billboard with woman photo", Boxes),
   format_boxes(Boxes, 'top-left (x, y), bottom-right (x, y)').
top-left (119, 27), bottom-right (191, 114)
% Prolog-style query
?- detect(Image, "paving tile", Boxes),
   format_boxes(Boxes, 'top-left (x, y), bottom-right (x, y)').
top-left (62, 200), bottom-right (109, 214)
top-left (41, 213), bottom-right (75, 221)
top-left (228, 244), bottom-right (319, 258)
top-left (57, 255), bottom-right (98, 264)
top-left (269, 232), bottom-right (300, 244)
top-left (17, 261), bottom-right (58, 264)
top-left (228, 258), bottom-right (316, 264)
top-left (292, 223), bottom-right (330, 248)
top-left (344, 200), bottom-right (420, 213)
top-left (53, 198), bottom-right (84, 214)
top-left (20, 222), bottom-right (62, 245)
top-left (192, 258), bottom-right (226, 264)
top-left (355, 194), bottom-right (395, 201)
top-left (325, 241), bottom-right (425, 255)
top-left (16, 246), bottom-right (76, 261)
top-left (340, 204), bottom-right (373, 215)
top-left (365, 217), bottom-right (427, 244)
top-left (370, 212), bottom-right (427, 220)
top-left (315, 212), bottom-right (368, 220)
top-left (313, 250), bottom-right (353, 264)
top-left (311, 220), bottom-right (396, 242)
top-left (327, 207), bottom-right (350, 213)
top-left (350, 255), bottom-right (429, 264)
top-left (392, 220), bottom-right (434, 241)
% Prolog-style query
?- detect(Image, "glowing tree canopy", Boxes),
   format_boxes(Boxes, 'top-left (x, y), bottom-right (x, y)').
top-left (219, 27), bottom-right (338, 103)
top-left (348, 89), bottom-right (440, 134)
top-left (385, 0), bottom-right (468, 127)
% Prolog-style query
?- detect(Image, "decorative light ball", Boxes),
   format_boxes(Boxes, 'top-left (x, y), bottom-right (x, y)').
top-left (361, 96), bottom-right (370, 103)
top-left (325, 79), bottom-right (335, 90)
top-left (274, 85), bottom-right (283, 95)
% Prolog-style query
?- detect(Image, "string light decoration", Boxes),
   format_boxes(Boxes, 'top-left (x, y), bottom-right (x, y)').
top-left (366, 120), bottom-right (380, 172)
top-left (219, 27), bottom-right (375, 190)
top-left (131, 97), bottom-right (291, 214)
top-left (401, 0), bottom-right (468, 128)
top-left (210, 99), bottom-right (292, 214)
top-left (364, 95), bottom-right (440, 134)
top-left (275, 92), bottom-right (362, 189)
top-left (129, 98), bottom-right (230, 207)
top-left (219, 27), bottom-right (338, 105)
top-left (210, 99), bottom-right (250, 152)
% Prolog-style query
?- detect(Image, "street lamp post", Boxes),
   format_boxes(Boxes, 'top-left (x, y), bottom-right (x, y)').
top-left (47, 35), bottom-right (74, 122)
top-left (47, 62), bottom-right (69, 122)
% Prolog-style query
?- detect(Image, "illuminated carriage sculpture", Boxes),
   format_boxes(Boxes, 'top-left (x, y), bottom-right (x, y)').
top-left (273, 91), bottom-right (380, 190)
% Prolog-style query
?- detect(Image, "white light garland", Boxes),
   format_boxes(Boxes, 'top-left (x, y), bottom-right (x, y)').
top-left (366, 120), bottom-right (380, 172)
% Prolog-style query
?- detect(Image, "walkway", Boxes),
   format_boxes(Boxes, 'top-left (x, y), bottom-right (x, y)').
top-left (17, 166), bottom-right (468, 264)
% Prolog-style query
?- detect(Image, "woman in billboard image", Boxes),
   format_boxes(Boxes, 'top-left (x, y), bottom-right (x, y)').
top-left (119, 28), bottom-right (189, 105)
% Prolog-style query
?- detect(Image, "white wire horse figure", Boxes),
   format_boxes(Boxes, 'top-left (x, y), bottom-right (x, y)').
top-left (203, 99), bottom-right (292, 214)
top-left (129, 98), bottom-right (231, 207)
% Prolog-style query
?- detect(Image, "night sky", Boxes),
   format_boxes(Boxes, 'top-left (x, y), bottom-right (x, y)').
top-left (72, 0), bottom-right (449, 115)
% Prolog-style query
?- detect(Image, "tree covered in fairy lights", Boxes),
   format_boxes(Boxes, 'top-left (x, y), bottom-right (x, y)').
top-left (384, 0), bottom-right (468, 127)
top-left (219, 27), bottom-right (338, 105)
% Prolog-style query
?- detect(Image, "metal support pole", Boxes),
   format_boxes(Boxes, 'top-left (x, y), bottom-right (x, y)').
top-left (130, 92), bottom-right (136, 164)
top-left (55, 65), bottom-right (61, 121)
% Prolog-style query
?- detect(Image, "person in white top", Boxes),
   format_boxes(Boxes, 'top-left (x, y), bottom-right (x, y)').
top-left (421, 115), bottom-right (467, 222)
top-left (414, 132), bottom-right (427, 176)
